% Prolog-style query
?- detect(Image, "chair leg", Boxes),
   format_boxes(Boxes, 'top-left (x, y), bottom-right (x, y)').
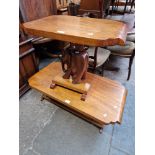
top-left (130, 0), bottom-right (135, 12)
top-left (101, 64), bottom-right (104, 76)
top-left (123, 0), bottom-right (128, 14)
top-left (111, 0), bottom-right (115, 15)
top-left (127, 50), bottom-right (135, 80)
top-left (101, 58), bottom-right (109, 76)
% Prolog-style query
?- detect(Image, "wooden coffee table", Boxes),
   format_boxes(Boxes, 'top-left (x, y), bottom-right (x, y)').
top-left (24, 15), bottom-right (128, 132)
top-left (29, 62), bottom-right (127, 132)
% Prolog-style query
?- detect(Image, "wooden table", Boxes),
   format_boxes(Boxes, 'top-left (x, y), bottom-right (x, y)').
top-left (23, 15), bottom-right (128, 132)
top-left (24, 15), bottom-right (127, 84)
top-left (23, 15), bottom-right (127, 47)
top-left (29, 62), bottom-right (127, 132)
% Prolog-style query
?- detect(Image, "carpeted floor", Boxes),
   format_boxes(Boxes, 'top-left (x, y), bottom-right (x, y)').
top-left (20, 53), bottom-right (135, 155)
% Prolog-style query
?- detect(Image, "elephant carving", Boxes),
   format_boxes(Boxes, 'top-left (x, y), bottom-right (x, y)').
top-left (61, 47), bottom-right (71, 73)
top-left (61, 45), bottom-right (89, 84)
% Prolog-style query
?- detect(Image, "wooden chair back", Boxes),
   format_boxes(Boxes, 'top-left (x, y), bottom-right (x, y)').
top-left (78, 0), bottom-right (104, 18)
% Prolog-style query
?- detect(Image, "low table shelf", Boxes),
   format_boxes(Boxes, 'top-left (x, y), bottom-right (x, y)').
top-left (28, 62), bottom-right (127, 132)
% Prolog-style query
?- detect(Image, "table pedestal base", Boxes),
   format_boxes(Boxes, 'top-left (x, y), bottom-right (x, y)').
top-left (61, 44), bottom-right (89, 84)
top-left (50, 74), bottom-right (91, 101)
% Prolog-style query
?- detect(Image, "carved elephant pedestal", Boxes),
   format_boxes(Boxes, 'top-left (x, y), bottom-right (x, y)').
top-left (50, 44), bottom-right (90, 101)
top-left (62, 44), bottom-right (89, 84)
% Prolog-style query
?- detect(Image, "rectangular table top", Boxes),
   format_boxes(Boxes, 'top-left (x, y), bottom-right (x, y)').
top-left (23, 15), bottom-right (127, 46)
top-left (28, 62), bottom-right (127, 126)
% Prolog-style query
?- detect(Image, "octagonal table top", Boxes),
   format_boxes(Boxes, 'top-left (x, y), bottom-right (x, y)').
top-left (23, 15), bottom-right (127, 46)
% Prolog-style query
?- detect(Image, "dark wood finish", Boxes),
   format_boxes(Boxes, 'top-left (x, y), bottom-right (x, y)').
top-left (78, 0), bottom-right (111, 18)
top-left (32, 37), bottom-right (69, 60)
top-left (19, 0), bottom-right (59, 97)
top-left (67, 2), bottom-right (80, 16)
top-left (19, 38), bottom-right (38, 97)
top-left (19, 0), bottom-right (57, 22)
top-left (51, 44), bottom-right (90, 99)
top-left (29, 62), bottom-right (127, 127)
top-left (61, 44), bottom-right (88, 84)
top-left (78, 0), bottom-right (103, 18)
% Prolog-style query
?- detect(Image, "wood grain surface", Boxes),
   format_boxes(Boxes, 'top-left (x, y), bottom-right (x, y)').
top-left (28, 62), bottom-right (127, 126)
top-left (23, 15), bottom-right (127, 46)
top-left (52, 74), bottom-right (91, 94)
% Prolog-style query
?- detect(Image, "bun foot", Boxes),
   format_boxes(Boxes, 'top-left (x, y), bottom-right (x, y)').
top-left (81, 94), bottom-right (87, 101)
top-left (50, 83), bottom-right (56, 89)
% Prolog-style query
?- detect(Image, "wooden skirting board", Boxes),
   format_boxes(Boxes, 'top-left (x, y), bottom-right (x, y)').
top-left (28, 62), bottom-right (127, 129)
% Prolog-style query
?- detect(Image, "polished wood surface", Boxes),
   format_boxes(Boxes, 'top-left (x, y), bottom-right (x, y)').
top-left (29, 62), bottom-right (127, 126)
top-left (23, 15), bottom-right (127, 46)
top-left (52, 74), bottom-right (91, 94)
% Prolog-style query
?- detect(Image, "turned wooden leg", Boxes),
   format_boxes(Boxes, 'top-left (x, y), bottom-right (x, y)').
top-left (127, 50), bottom-right (135, 80)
